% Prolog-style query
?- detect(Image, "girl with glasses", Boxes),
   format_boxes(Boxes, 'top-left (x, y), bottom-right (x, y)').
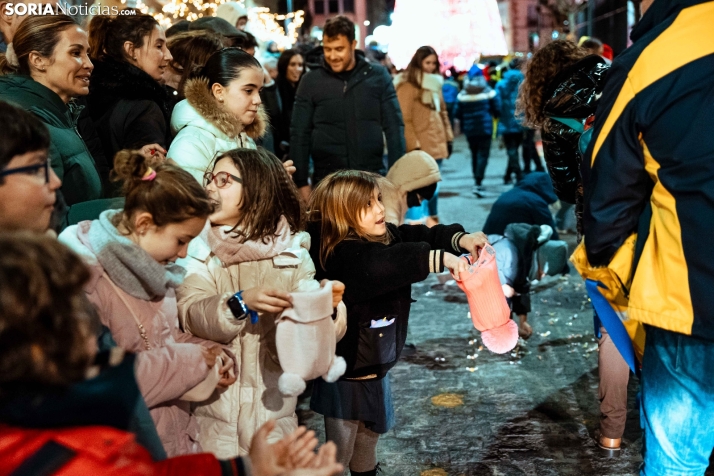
top-left (176, 147), bottom-right (347, 458)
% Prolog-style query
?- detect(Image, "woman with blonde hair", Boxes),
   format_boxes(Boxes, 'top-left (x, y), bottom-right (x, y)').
top-left (394, 46), bottom-right (453, 227)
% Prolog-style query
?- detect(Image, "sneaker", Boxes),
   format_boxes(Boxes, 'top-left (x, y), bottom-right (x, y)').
top-left (472, 186), bottom-right (485, 198)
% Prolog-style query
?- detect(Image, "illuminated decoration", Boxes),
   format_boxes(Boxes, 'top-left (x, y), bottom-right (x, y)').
top-left (143, 0), bottom-right (304, 48)
top-left (388, 0), bottom-right (508, 71)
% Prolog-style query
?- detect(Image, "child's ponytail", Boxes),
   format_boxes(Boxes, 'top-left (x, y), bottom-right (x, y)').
top-left (111, 150), bottom-right (214, 230)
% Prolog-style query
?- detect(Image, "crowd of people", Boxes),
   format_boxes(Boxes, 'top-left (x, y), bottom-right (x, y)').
top-left (0, 0), bottom-right (713, 475)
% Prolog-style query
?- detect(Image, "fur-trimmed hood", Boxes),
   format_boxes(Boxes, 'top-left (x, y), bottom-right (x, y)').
top-left (88, 58), bottom-right (171, 122)
top-left (176, 77), bottom-right (267, 141)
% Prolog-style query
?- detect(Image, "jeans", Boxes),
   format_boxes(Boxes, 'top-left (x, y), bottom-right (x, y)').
top-left (640, 325), bottom-right (714, 476)
top-left (522, 128), bottom-right (544, 172)
top-left (502, 133), bottom-right (524, 182)
top-left (467, 134), bottom-right (492, 186)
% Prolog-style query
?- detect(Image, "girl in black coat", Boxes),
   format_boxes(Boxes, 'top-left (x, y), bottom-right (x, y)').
top-left (307, 170), bottom-right (487, 476)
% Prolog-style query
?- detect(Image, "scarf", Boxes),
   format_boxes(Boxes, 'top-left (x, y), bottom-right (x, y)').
top-left (204, 216), bottom-right (295, 265)
top-left (394, 72), bottom-right (444, 112)
top-left (87, 210), bottom-right (186, 300)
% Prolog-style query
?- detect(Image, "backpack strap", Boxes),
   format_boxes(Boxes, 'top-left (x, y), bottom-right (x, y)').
top-left (10, 441), bottom-right (76, 476)
top-left (549, 116), bottom-right (585, 134)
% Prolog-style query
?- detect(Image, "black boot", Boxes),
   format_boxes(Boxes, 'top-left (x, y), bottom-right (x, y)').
top-left (351, 463), bottom-right (381, 476)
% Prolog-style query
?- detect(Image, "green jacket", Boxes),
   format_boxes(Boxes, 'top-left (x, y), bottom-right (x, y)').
top-left (0, 75), bottom-right (102, 210)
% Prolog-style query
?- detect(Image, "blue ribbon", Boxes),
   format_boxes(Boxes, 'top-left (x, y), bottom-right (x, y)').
top-left (585, 279), bottom-right (637, 375)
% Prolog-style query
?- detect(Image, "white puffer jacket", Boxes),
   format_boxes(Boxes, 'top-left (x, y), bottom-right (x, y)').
top-left (176, 230), bottom-right (346, 458)
top-left (168, 77), bottom-right (267, 183)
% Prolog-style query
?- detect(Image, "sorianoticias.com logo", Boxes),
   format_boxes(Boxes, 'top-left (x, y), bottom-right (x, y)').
top-left (3, 2), bottom-right (136, 16)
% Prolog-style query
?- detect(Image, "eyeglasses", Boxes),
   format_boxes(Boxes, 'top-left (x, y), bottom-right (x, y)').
top-left (204, 171), bottom-right (242, 189)
top-left (0, 159), bottom-right (51, 184)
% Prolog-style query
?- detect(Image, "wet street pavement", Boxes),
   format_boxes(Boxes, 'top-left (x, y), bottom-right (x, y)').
top-left (297, 136), bottom-right (711, 475)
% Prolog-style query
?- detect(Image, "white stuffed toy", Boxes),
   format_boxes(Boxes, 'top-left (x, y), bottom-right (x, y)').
top-left (276, 282), bottom-right (346, 396)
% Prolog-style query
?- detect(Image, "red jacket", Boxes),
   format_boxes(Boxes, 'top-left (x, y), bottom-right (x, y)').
top-left (0, 425), bottom-right (243, 476)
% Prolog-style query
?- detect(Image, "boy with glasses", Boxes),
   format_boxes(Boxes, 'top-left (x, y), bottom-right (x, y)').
top-left (0, 100), bottom-right (61, 233)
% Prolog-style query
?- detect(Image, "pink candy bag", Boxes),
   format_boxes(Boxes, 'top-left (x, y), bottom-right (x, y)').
top-left (451, 245), bottom-right (518, 354)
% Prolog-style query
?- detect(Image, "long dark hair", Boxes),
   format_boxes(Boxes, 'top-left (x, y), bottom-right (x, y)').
top-left (194, 47), bottom-right (262, 92)
top-left (213, 148), bottom-right (305, 242)
top-left (0, 15), bottom-right (78, 75)
top-left (517, 40), bottom-right (589, 128)
top-left (404, 46), bottom-right (440, 88)
top-left (277, 49), bottom-right (303, 84)
top-left (88, 11), bottom-right (159, 63)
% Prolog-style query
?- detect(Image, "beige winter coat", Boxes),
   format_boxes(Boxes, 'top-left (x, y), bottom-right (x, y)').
top-left (395, 73), bottom-right (454, 160)
top-left (176, 231), bottom-right (346, 458)
top-left (380, 150), bottom-right (442, 225)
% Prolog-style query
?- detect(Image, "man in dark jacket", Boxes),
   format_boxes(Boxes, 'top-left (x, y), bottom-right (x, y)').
top-left (290, 15), bottom-right (405, 201)
top-left (482, 172), bottom-right (559, 239)
top-left (582, 0), bottom-right (714, 473)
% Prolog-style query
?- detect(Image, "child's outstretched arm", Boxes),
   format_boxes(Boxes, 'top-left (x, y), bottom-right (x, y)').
top-left (334, 240), bottom-right (445, 302)
top-left (397, 223), bottom-right (488, 255)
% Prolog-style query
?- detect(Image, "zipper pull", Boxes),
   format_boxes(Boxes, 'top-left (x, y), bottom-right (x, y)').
top-left (343, 81), bottom-right (347, 93)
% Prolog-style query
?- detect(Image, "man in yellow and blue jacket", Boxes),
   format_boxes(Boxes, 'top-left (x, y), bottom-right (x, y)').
top-left (582, 0), bottom-right (714, 474)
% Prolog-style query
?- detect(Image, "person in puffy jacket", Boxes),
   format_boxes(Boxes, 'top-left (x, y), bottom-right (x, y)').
top-left (176, 148), bottom-right (347, 459)
top-left (0, 15), bottom-right (103, 228)
top-left (495, 61), bottom-right (526, 184)
top-left (290, 16), bottom-right (405, 201)
top-left (168, 48), bottom-right (267, 183)
top-left (379, 150), bottom-right (441, 226)
top-left (307, 170), bottom-right (488, 475)
top-left (394, 46), bottom-right (454, 226)
top-left (59, 151), bottom-right (238, 457)
top-left (454, 67), bottom-right (500, 197)
top-left (518, 40), bottom-right (609, 239)
top-left (0, 233), bottom-right (343, 476)
top-left (518, 40), bottom-right (628, 455)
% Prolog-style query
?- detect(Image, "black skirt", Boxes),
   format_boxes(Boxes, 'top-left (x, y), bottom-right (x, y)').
top-left (310, 376), bottom-right (395, 434)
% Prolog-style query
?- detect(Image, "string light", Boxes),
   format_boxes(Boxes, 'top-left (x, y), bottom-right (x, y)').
top-left (145, 0), bottom-right (304, 46)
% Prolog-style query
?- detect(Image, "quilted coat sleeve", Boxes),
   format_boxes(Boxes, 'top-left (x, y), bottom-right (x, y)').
top-left (176, 257), bottom-right (246, 345)
top-left (84, 283), bottom-right (209, 408)
top-left (134, 346), bottom-right (209, 408)
top-left (541, 120), bottom-right (582, 204)
top-left (167, 127), bottom-right (217, 184)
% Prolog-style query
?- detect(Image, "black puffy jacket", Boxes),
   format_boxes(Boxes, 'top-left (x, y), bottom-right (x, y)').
top-left (290, 50), bottom-right (405, 187)
top-left (541, 55), bottom-right (609, 204)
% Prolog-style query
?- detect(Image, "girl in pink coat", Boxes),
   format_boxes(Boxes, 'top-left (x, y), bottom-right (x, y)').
top-left (59, 151), bottom-right (236, 457)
